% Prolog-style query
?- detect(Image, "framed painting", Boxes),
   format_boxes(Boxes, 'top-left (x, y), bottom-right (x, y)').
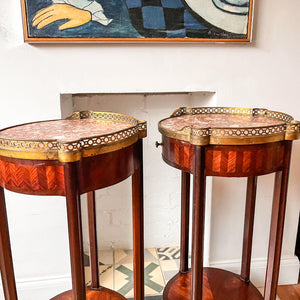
top-left (21, 0), bottom-right (254, 42)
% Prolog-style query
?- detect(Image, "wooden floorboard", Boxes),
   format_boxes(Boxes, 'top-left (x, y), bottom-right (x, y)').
top-left (277, 283), bottom-right (300, 300)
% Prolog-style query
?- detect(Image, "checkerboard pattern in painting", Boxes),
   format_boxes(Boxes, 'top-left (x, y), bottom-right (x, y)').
top-left (125, 0), bottom-right (208, 38)
top-left (124, 0), bottom-right (247, 39)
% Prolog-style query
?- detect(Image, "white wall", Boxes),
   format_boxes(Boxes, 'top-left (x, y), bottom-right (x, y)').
top-left (1, 0), bottom-right (300, 298)
top-left (61, 92), bottom-right (214, 253)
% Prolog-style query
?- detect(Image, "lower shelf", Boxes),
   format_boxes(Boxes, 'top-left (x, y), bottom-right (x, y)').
top-left (163, 268), bottom-right (263, 300)
top-left (51, 286), bottom-right (127, 300)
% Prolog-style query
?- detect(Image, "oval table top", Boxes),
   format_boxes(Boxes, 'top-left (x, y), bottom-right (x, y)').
top-left (0, 111), bottom-right (147, 162)
top-left (158, 107), bottom-right (299, 146)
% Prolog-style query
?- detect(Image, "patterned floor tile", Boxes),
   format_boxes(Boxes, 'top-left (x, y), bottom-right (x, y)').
top-left (159, 258), bottom-right (179, 283)
top-left (159, 258), bottom-right (180, 271)
top-left (148, 248), bottom-right (159, 260)
top-left (162, 270), bottom-right (179, 283)
top-left (82, 247), bottom-right (283, 300)
top-left (115, 248), bottom-right (158, 265)
top-left (157, 247), bottom-right (180, 261)
top-left (144, 262), bottom-right (165, 296)
top-left (99, 250), bottom-right (114, 265)
top-left (84, 265), bottom-right (114, 289)
top-left (84, 250), bottom-right (114, 266)
top-left (115, 261), bottom-right (165, 298)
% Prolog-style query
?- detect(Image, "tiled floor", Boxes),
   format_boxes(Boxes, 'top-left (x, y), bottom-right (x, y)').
top-left (84, 247), bottom-right (180, 299)
top-left (84, 247), bottom-right (284, 300)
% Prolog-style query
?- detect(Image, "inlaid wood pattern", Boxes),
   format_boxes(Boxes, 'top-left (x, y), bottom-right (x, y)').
top-left (163, 269), bottom-right (263, 300)
top-left (162, 136), bottom-right (286, 177)
top-left (162, 137), bottom-right (194, 173)
top-left (0, 156), bottom-right (65, 195)
top-left (0, 131), bottom-right (144, 300)
top-left (51, 287), bottom-right (127, 300)
top-left (78, 145), bottom-right (135, 194)
top-left (205, 143), bottom-right (285, 177)
top-left (159, 133), bottom-right (293, 300)
top-left (0, 145), bottom-right (136, 196)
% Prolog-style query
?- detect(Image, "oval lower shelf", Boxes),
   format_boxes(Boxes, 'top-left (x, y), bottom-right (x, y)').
top-left (163, 268), bottom-right (263, 300)
top-left (51, 286), bottom-right (126, 300)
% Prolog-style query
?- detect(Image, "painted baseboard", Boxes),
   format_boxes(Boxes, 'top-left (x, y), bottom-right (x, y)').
top-left (1, 256), bottom-right (298, 299)
top-left (0, 275), bottom-right (71, 300)
top-left (209, 255), bottom-right (300, 287)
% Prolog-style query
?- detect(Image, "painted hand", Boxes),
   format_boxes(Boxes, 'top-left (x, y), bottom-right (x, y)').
top-left (32, 4), bottom-right (92, 30)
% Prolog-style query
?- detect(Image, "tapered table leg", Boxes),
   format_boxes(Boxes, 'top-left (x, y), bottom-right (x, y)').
top-left (180, 171), bottom-right (190, 273)
top-left (241, 176), bottom-right (257, 282)
top-left (87, 191), bottom-right (99, 289)
top-left (132, 139), bottom-right (144, 300)
top-left (64, 163), bottom-right (86, 300)
top-left (191, 146), bottom-right (206, 300)
top-left (264, 142), bottom-right (292, 300)
top-left (0, 187), bottom-right (18, 300)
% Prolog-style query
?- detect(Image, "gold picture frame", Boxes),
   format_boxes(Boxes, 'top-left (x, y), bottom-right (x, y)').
top-left (21, 0), bottom-right (254, 42)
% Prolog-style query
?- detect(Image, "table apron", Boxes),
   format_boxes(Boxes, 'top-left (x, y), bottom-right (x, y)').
top-left (0, 145), bottom-right (135, 196)
top-left (161, 136), bottom-right (287, 177)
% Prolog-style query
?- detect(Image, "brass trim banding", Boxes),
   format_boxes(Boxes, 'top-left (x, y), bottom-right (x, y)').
top-left (0, 111), bottom-right (147, 162)
top-left (158, 107), bottom-right (299, 146)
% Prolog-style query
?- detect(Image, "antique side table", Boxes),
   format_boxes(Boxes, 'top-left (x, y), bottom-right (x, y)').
top-left (156, 107), bottom-right (299, 300)
top-left (0, 111), bottom-right (147, 300)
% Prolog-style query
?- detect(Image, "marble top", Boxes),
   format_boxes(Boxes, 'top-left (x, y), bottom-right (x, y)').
top-left (158, 107), bottom-right (299, 146)
top-left (160, 114), bottom-right (285, 131)
top-left (0, 111), bottom-right (146, 162)
top-left (0, 119), bottom-right (133, 142)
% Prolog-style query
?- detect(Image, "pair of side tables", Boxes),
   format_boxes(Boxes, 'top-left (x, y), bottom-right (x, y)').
top-left (0, 107), bottom-right (299, 300)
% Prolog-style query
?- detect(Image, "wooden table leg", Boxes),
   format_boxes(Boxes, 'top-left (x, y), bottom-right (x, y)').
top-left (132, 139), bottom-right (144, 300)
top-left (191, 146), bottom-right (206, 300)
top-left (64, 163), bottom-right (86, 300)
top-left (0, 187), bottom-right (18, 300)
top-left (180, 171), bottom-right (190, 273)
top-left (264, 142), bottom-right (292, 300)
top-left (87, 191), bottom-right (99, 289)
top-left (241, 176), bottom-right (257, 282)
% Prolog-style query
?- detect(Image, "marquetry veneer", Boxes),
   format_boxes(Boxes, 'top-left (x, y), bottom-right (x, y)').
top-left (157, 107), bottom-right (300, 300)
top-left (0, 111), bottom-right (146, 300)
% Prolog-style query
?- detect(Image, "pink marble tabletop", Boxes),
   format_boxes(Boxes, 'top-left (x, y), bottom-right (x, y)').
top-left (160, 114), bottom-right (285, 131)
top-left (0, 119), bottom-right (134, 142)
